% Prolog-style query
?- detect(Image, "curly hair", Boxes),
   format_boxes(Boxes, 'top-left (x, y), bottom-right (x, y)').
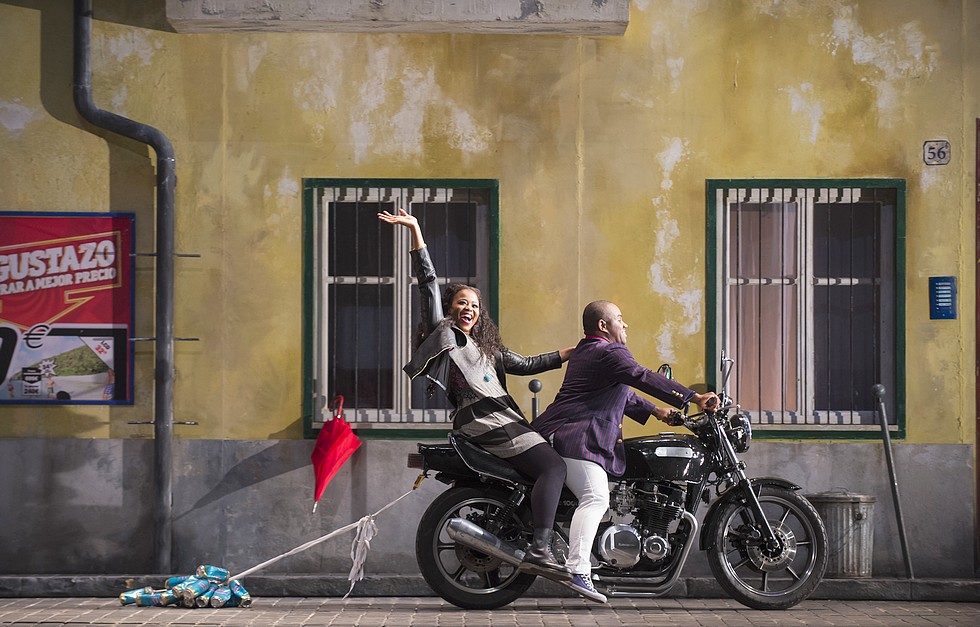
top-left (442, 283), bottom-right (503, 362)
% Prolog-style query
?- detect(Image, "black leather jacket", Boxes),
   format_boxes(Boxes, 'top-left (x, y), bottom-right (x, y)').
top-left (402, 246), bottom-right (561, 399)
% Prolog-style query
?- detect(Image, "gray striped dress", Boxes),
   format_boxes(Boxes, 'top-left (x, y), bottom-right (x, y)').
top-left (445, 335), bottom-right (547, 458)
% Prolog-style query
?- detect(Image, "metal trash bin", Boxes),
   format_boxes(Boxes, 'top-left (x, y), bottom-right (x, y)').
top-left (806, 490), bottom-right (876, 578)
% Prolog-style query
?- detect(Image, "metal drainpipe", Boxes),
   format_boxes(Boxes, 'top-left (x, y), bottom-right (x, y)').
top-left (73, 0), bottom-right (176, 574)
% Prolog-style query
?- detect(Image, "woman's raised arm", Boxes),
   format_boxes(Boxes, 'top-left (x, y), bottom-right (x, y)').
top-left (379, 208), bottom-right (442, 334)
top-left (378, 209), bottom-right (425, 251)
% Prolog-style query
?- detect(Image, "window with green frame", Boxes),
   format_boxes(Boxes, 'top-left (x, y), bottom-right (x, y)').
top-left (302, 179), bottom-right (498, 432)
top-left (706, 180), bottom-right (905, 438)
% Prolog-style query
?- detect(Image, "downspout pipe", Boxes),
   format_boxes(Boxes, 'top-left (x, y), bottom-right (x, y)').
top-left (73, 0), bottom-right (176, 574)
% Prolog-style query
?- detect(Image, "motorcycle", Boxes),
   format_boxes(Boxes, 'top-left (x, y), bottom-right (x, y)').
top-left (406, 353), bottom-right (828, 610)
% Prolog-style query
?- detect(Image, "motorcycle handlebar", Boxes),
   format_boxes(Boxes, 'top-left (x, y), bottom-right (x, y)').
top-left (675, 401), bottom-right (736, 429)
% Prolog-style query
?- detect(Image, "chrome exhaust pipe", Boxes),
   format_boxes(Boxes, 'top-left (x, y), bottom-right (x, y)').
top-left (446, 517), bottom-right (526, 567)
top-left (446, 518), bottom-right (574, 582)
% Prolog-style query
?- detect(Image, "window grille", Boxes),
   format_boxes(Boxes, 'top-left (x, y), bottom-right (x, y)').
top-left (305, 181), bottom-right (495, 427)
top-left (708, 181), bottom-right (904, 433)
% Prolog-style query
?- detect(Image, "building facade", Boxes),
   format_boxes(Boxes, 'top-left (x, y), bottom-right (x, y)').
top-left (0, 0), bottom-right (976, 580)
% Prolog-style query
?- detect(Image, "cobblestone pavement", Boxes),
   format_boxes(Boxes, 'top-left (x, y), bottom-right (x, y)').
top-left (2, 597), bottom-right (980, 626)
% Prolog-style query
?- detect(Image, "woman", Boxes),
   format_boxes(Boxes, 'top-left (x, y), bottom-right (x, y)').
top-left (379, 209), bottom-right (574, 578)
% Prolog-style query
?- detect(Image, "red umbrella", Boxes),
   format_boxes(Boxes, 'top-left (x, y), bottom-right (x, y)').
top-left (311, 395), bottom-right (362, 512)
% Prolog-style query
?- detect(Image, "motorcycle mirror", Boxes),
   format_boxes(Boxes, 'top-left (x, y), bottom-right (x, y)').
top-left (657, 363), bottom-right (672, 380)
top-left (529, 379), bottom-right (542, 394)
top-left (719, 349), bottom-right (734, 393)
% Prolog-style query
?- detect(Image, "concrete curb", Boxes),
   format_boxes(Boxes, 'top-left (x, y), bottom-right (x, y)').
top-left (1, 575), bottom-right (978, 602)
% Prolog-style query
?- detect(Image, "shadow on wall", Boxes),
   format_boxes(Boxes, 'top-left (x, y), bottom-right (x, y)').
top-left (3, 0), bottom-right (172, 33)
top-left (0, 439), bottom-right (157, 573)
top-left (173, 440), bottom-right (313, 522)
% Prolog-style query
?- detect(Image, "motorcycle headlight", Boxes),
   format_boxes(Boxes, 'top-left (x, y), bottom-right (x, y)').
top-left (727, 413), bottom-right (752, 453)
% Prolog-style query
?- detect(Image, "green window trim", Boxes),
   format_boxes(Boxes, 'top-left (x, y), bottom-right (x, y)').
top-left (705, 178), bottom-right (906, 441)
top-left (302, 178), bottom-right (500, 439)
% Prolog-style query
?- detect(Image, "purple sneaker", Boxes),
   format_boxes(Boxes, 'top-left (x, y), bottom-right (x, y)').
top-left (564, 573), bottom-right (607, 603)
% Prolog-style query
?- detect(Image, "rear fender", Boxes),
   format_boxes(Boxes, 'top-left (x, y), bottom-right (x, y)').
top-left (417, 442), bottom-right (479, 480)
top-left (699, 477), bottom-right (802, 550)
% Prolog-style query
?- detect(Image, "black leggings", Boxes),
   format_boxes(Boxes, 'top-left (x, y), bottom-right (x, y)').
top-left (507, 442), bottom-right (567, 530)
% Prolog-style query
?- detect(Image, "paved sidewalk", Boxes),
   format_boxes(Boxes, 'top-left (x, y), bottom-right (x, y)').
top-left (2, 597), bottom-right (980, 626)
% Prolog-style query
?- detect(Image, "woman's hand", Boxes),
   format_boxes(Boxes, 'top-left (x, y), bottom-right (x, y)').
top-left (378, 209), bottom-right (425, 250)
top-left (558, 346), bottom-right (576, 363)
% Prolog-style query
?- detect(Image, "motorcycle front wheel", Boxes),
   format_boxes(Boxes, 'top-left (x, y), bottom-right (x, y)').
top-left (706, 486), bottom-right (828, 610)
top-left (416, 485), bottom-right (536, 609)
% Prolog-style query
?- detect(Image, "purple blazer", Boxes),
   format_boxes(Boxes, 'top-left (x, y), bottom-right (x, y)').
top-left (532, 336), bottom-right (695, 476)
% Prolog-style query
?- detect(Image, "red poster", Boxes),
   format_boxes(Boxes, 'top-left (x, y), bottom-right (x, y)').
top-left (0, 213), bottom-right (135, 404)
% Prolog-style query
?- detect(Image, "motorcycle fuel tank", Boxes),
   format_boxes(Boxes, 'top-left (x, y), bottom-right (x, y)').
top-left (622, 434), bottom-right (709, 482)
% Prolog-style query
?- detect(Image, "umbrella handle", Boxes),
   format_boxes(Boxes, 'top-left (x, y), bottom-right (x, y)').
top-left (330, 395), bottom-right (345, 421)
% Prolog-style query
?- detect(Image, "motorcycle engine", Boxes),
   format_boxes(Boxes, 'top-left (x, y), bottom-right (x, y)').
top-left (596, 523), bottom-right (642, 568)
top-left (598, 481), bottom-right (687, 568)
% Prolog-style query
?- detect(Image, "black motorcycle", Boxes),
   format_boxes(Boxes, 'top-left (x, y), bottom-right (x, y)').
top-left (407, 354), bottom-right (828, 610)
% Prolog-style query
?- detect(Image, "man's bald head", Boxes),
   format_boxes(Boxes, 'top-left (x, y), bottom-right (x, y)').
top-left (583, 300), bottom-right (628, 344)
top-left (583, 300), bottom-right (616, 335)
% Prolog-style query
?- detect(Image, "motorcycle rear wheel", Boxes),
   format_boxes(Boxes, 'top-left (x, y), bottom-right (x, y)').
top-left (416, 485), bottom-right (536, 609)
top-left (706, 486), bottom-right (828, 610)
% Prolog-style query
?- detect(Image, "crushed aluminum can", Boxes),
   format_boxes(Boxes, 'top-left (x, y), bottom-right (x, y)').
top-left (209, 585), bottom-right (233, 608)
top-left (118, 586), bottom-right (153, 606)
top-left (228, 579), bottom-right (252, 608)
top-left (164, 575), bottom-right (192, 589)
top-left (143, 590), bottom-right (176, 607)
top-left (194, 583), bottom-right (218, 608)
top-left (153, 589), bottom-right (178, 607)
top-left (168, 577), bottom-right (194, 598)
top-left (196, 564), bottom-right (230, 584)
top-left (179, 576), bottom-right (213, 601)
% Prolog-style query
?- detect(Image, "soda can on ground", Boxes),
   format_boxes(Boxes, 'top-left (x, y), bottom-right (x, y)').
top-left (209, 585), bottom-right (233, 608)
top-left (168, 578), bottom-right (194, 598)
top-left (142, 591), bottom-right (175, 607)
top-left (194, 583), bottom-right (219, 608)
top-left (228, 579), bottom-right (252, 608)
top-left (196, 564), bottom-right (230, 584)
top-left (154, 589), bottom-right (178, 607)
top-left (118, 586), bottom-right (153, 606)
top-left (164, 575), bottom-right (191, 589)
top-left (179, 576), bottom-right (212, 601)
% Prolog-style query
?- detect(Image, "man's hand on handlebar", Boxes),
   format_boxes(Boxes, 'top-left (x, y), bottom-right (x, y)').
top-left (656, 392), bottom-right (719, 427)
top-left (692, 392), bottom-right (720, 413)
top-left (654, 406), bottom-right (682, 426)
top-left (655, 406), bottom-right (693, 427)
top-left (664, 411), bottom-right (686, 427)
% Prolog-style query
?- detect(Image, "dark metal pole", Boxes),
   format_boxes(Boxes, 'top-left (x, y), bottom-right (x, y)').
top-left (74, 0), bottom-right (176, 574)
top-left (529, 379), bottom-right (542, 421)
top-left (872, 384), bottom-right (914, 579)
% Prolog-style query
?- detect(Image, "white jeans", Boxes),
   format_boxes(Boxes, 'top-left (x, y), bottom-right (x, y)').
top-left (562, 457), bottom-right (610, 576)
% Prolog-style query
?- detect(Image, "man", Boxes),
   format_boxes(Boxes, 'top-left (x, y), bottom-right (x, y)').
top-left (532, 300), bottom-right (718, 603)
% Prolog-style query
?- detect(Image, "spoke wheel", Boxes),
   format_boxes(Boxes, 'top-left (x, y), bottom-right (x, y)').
top-left (416, 486), bottom-right (535, 609)
top-left (707, 486), bottom-right (828, 610)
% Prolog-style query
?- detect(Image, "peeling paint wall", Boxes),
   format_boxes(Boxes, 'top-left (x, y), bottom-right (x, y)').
top-left (0, 1), bottom-right (976, 449)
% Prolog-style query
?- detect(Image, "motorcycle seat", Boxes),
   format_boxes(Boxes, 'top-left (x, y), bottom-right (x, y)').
top-left (450, 433), bottom-right (533, 487)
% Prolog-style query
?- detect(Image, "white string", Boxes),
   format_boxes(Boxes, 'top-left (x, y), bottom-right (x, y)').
top-left (228, 490), bottom-right (415, 583)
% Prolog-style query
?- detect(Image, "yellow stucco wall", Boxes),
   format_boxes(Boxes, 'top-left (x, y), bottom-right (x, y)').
top-left (0, 0), bottom-right (976, 445)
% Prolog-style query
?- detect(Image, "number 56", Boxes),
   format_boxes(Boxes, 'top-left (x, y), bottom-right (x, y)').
top-left (923, 140), bottom-right (950, 165)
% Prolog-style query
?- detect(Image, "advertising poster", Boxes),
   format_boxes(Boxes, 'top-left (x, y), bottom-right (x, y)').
top-left (0, 212), bottom-right (135, 404)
